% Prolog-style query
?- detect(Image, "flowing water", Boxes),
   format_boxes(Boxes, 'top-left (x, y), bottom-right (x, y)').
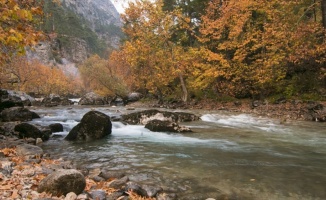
top-left (30, 106), bottom-right (326, 200)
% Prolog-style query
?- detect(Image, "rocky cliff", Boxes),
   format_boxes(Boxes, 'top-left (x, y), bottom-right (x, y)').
top-left (29, 0), bottom-right (122, 72)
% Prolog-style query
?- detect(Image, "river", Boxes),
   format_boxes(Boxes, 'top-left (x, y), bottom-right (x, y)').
top-left (30, 105), bottom-right (326, 200)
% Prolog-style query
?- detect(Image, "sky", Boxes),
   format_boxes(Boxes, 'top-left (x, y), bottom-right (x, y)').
top-left (110, 0), bottom-right (133, 13)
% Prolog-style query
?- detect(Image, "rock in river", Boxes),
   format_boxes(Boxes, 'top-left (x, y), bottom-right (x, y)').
top-left (145, 120), bottom-right (192, 133)
top-left (121, 109), bottom-right (199, 125)
top-left (1, 107), bottom-right (40, 122)
top-left (65, 111), bottom-right (112, 141)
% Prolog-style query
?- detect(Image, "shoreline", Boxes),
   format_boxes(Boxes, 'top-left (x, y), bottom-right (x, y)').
top-left (127, 99), bottom-right (326, 122)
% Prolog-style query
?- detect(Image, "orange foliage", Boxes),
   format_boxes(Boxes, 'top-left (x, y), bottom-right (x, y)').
top-left (197, 0), bottom-right (326, 97)
top-left (117, 0), bottom-right (195, 101)
top-left (0, 0), bottom-right (44, 65)
top-left (0, 56), bottom-right (82, 96)
top-left (79, 55), bottom-right (129, 96)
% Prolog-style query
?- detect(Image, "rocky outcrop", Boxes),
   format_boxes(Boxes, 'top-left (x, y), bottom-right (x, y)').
top-left (42, 94), bottom-right (73, 107)
top-left (37, 169), bottom-right (86, 196)
top-left (0, 89), bottom-right (34, 111)
top-left (63, 0), bottom-right (121, 28)
top-left (1, 107), bottom-right (40, 122)
top-left (78, 92), bottom-right (106, 105)
top-left (63, 0), bottom-right (122, 49)
top-left (65, 111), bottom-right (112, 141)
top-left (145, 120), bottom-right (192, 133)
top-left (121, 109), bottom-right (200, 125)
top-left (14, 123), bottom-right (51, 141)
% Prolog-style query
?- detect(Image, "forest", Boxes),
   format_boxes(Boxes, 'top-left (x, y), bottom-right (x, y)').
top-left (1, 0), bottom-right (325, 103)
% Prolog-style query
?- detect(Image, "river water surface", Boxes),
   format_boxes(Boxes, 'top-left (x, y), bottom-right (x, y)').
top-left (30, 106), bottom-right (326, 200)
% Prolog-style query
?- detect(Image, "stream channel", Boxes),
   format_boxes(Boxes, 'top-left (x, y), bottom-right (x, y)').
top-left (30, 105), bottom-right (326, 200)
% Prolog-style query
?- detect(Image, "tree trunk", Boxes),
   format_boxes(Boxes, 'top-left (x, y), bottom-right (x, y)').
top-left (179, 73), bottom-right (188, 102)
top-left (322, 0), bottom-right (326, 28)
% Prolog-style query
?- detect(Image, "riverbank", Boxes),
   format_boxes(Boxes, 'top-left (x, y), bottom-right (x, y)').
top-left (0, 147), bottom-right (156, 200)
top-left (127, 99), bottom-right (326, 122)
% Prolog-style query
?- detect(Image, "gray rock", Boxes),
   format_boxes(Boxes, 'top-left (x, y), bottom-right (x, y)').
top-left (76, 193), bottom-right (90, 200)
top-left (106, 191), bottom-right (125, 200)
top-left (15, 123), bottom-right (51, 141)
top-left (0, 121), bottom-right (20, 136)
top-left (91, 175), bottom-right (105, 182)
top-left (64, 192), bottom-right (77, 200)
top-left (142, 184), bottom-right (163, 197)
top-left (107, 176), bottom-right (129, 189)
top-left (37, 169), bottom-right (86, 196)
top-left (65, 111), bottom-right (112, 141)
top-left (124, 182), bottom-right (147, 197)
top-left (99, 170), bottom-right (125, 180)
top-left (121, 109), bottom-right (199, 125)
top-left (0, 89), bottom-right (34, 111)
top-left (78, 92), bottom-right (105, 105)
top-left (156, 193), bottom-right (178, 200)
top-left (16, 144), bottom-right (43, 157)
top-left (145, 120), bottom-right (192, 133)
top-left (1, 107), bottom-right (40, 122)
top-left (49, 123), bottom-right (64, 133)
top-left (127, 92), bottom-right (143, 102)
top-left (42, 94), bottom-right (73, 107)
top-left (90, 190), bottom-right (106, 200)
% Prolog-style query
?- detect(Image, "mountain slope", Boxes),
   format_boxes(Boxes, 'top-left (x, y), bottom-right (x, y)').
top-left (31, 0), bottom-right (122, 66)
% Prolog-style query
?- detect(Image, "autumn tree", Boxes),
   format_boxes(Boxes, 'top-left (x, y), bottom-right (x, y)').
top-left (79, 55), bottom-right (129, 97)
top-left (118, 0), bottom-right (195, 102)
top-left (1, 56), bottom-right (80, 95)
top-left (197, 0), bottom-right (326, 98)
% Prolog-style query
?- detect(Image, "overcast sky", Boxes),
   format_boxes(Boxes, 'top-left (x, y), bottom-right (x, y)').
top-left (111, 0), bottom-right (133, 13)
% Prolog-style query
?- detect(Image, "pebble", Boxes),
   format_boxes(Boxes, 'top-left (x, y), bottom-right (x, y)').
top-left (64, 192), bottom-right (77, 200)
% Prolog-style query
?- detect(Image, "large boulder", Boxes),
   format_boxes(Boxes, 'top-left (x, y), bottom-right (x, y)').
top-left (37, 169), bottom-right (86, 196)
top-left (145, 120), bottom-right (192, 133)
top-left (121, 109), bottom-right (199, 125)
top-left (42, 94), bottom-right (73, 107)
top-left (78, 92), bottom-right (105, 105)
top-left (0, 89), bottom-right (35, 111)
top-left (1, 107), bottom-right (40, 122)
top-left (14, 123), bottom-right (51, 141)
top-left (65, 111), bottom-right (112, 141)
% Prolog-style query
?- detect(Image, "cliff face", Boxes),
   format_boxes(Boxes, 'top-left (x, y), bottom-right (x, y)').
top-left (30, 0), bottom-right (122, 70)
top-left (63, 0), bottom-right (121, 27)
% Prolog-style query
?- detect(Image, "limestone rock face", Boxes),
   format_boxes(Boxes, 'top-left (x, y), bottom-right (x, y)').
top-left (28, 0), bottom-right (122, 71)
top-left (65, 111), bottom-right (112, 141)
top-left (63, 0), bottom-right (121, 27)
top-left (37, 169), bottom-right (86, 196)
